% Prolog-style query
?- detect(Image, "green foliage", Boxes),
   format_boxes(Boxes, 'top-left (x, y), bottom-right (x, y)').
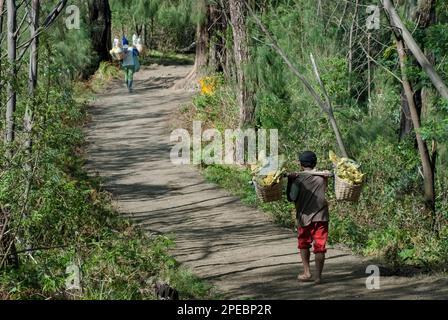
top-left (191, 77), bottom-right (239, 132)
top-left (420, 98), bottom-right (448, 142)
top-left (110, 0), bottom-right (195, 52)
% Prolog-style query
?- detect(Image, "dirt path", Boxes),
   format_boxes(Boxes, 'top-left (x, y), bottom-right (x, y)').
top-left (85, 64), bottom-right (448, 300)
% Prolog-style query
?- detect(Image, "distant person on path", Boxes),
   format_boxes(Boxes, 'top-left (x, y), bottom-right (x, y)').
top-left (287, 151), bottom-right (331, 284)
top-left (121, 36), bottom-right (140, 93)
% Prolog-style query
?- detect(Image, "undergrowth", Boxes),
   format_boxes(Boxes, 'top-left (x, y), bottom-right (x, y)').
top-left (0, 62), bottom-right (216, 300)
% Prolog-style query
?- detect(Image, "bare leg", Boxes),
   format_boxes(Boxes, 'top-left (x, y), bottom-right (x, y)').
top-left (298, 249), bottom-right (312, 281)
top-left (314, 252), bottom-right (325, 284)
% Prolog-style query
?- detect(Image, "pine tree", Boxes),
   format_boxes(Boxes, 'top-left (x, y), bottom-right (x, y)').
top-left (229, 0), bottom-right (254, 127)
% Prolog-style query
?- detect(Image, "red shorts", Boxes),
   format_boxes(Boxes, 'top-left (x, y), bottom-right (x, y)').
top-left (298, 221), bottom-right (328, 254)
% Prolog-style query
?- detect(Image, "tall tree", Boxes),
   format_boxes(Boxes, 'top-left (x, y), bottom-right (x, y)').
top-left (207, 1), bottom-right (231, 77)
top-left (22, 0), bottom-right (40, 221)
top-left (229, 0), bottom-right (254, 127)
top-left (382, 0), bottom-right (448, 100)
top-left (396, 37), bottom-right (435, 212)
top-left (0, 0), bottom-right (4, 46)
top-left (28, 0), bottom-right (39, 96)
top-left (5, 0), bottom-right (17, 149)
top-left (1, 0), bottom-right (18, 269)
top-left (383, 0), bottom-right (440, 212)
top-left (0, 0), bottom-right (5, 88)
top-left (175, 0), bottom-right (211, 89)
top-left (86, 0), bottom-right (112, 75)
top-left (399, 0), bottom-right (436, 139)
top-left (194, 0), bottom-right (209, 75)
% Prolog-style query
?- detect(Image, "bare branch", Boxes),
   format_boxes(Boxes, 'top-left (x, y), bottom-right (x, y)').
top-left (243, 0), bottom-right (349, 157)
top-left (382, 0), bottom-right (448, 99)
top-left (358, 41), bottom-right (403, 83)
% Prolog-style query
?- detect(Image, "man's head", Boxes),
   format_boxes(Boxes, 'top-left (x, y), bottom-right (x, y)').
top-left (298, 151), bottom-right (317, 169)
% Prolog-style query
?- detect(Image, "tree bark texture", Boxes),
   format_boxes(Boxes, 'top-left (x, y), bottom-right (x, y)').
top-left (5, 0), bottom-right (17, 147)
top-left (396, 38), bottom-right (435, 212)
top-left (87, 0), bottom-right (112, 72)
top-left (383, 0), bottom-right (448, 100)
top-left (229, 0), bottom-right (254, 127)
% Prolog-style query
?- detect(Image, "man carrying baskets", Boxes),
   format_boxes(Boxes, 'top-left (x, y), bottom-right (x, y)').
top-left (121, 36), bottom-right (140, 93)
top-left (287, 151), bottom-right (332, 284)
top-left (110, 36), bottom-right (140, 93)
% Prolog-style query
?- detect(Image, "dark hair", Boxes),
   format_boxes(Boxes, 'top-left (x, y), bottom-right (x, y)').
top-left (298, 151), bottom-right (317, 168)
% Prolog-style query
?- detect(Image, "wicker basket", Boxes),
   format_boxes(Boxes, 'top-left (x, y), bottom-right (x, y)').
top-left (136, 44), bottom-right (146, 55)
top-left (254, 180), bottom-right (283, 203)
top-left (334, 175), bottom-right (362, 202)
top-left (110, 48), bottom-right (124, 61)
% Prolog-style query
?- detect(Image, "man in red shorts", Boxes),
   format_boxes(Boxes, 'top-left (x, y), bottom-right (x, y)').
top-left (287, 151), bottom-right (331, 284)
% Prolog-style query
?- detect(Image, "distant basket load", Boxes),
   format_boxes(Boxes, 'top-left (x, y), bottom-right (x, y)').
top-left (110, 35), bottom-right (146, 61)
top-left (110, 46), bottom-right (124, 61)
top-left (135, 44), bottom-right (146, 55)
top-left (110, 45), bottom-right (146, 61)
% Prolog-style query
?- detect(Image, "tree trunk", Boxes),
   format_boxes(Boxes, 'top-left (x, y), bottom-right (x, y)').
top-left (229, 0), bottom-right (254, 127)
top-left (400, 0), bottom-right (436, 140)
top-left (28, 0), bottom-right (39, 96)
top-left (194, 0), bottom-right (209, 76)
top-left (414, 0), bottom-right (436, 119)
top-left (150, 16), bottom-right (154, 49)
top-left (22, 0), bottom-right (40, 221)
top-left (396, 37), bottom-right (435, 212)
top-left (86, 0), bottom-right (111, 76)
top-left (0, 0), bottom-right (4, 85)
top-left (208, 4), bottom-right (219, 72)
top-left (5, 0), bottom-right (16, 149)
top-left (382, 0), bottom-right (448, 100)
top-left (2, 0), bottom-right (18, 268)
top-left (348, 0), bottom-right (359, 92)
top-left (412, 0), bottom-right (436, 27)
top-left (399, 90), bottom-right (414, 140)
top-left (175, 0), bottom-right (210, 89)
top-left (209, 2), bottom-right (229, 74)
top-left (247, 4), bottom-right (349, 157)
top-left (0, 0), bottom-right (4, 46)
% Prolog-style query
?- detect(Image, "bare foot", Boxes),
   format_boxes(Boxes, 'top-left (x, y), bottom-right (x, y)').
top-left (314, 277), bottom-right (323, 285)
top-left (297, 273), bottom-right (313, 282)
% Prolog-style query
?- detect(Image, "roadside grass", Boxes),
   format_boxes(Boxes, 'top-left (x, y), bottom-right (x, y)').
top-left (202, 164), bottom-right (296, 230)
